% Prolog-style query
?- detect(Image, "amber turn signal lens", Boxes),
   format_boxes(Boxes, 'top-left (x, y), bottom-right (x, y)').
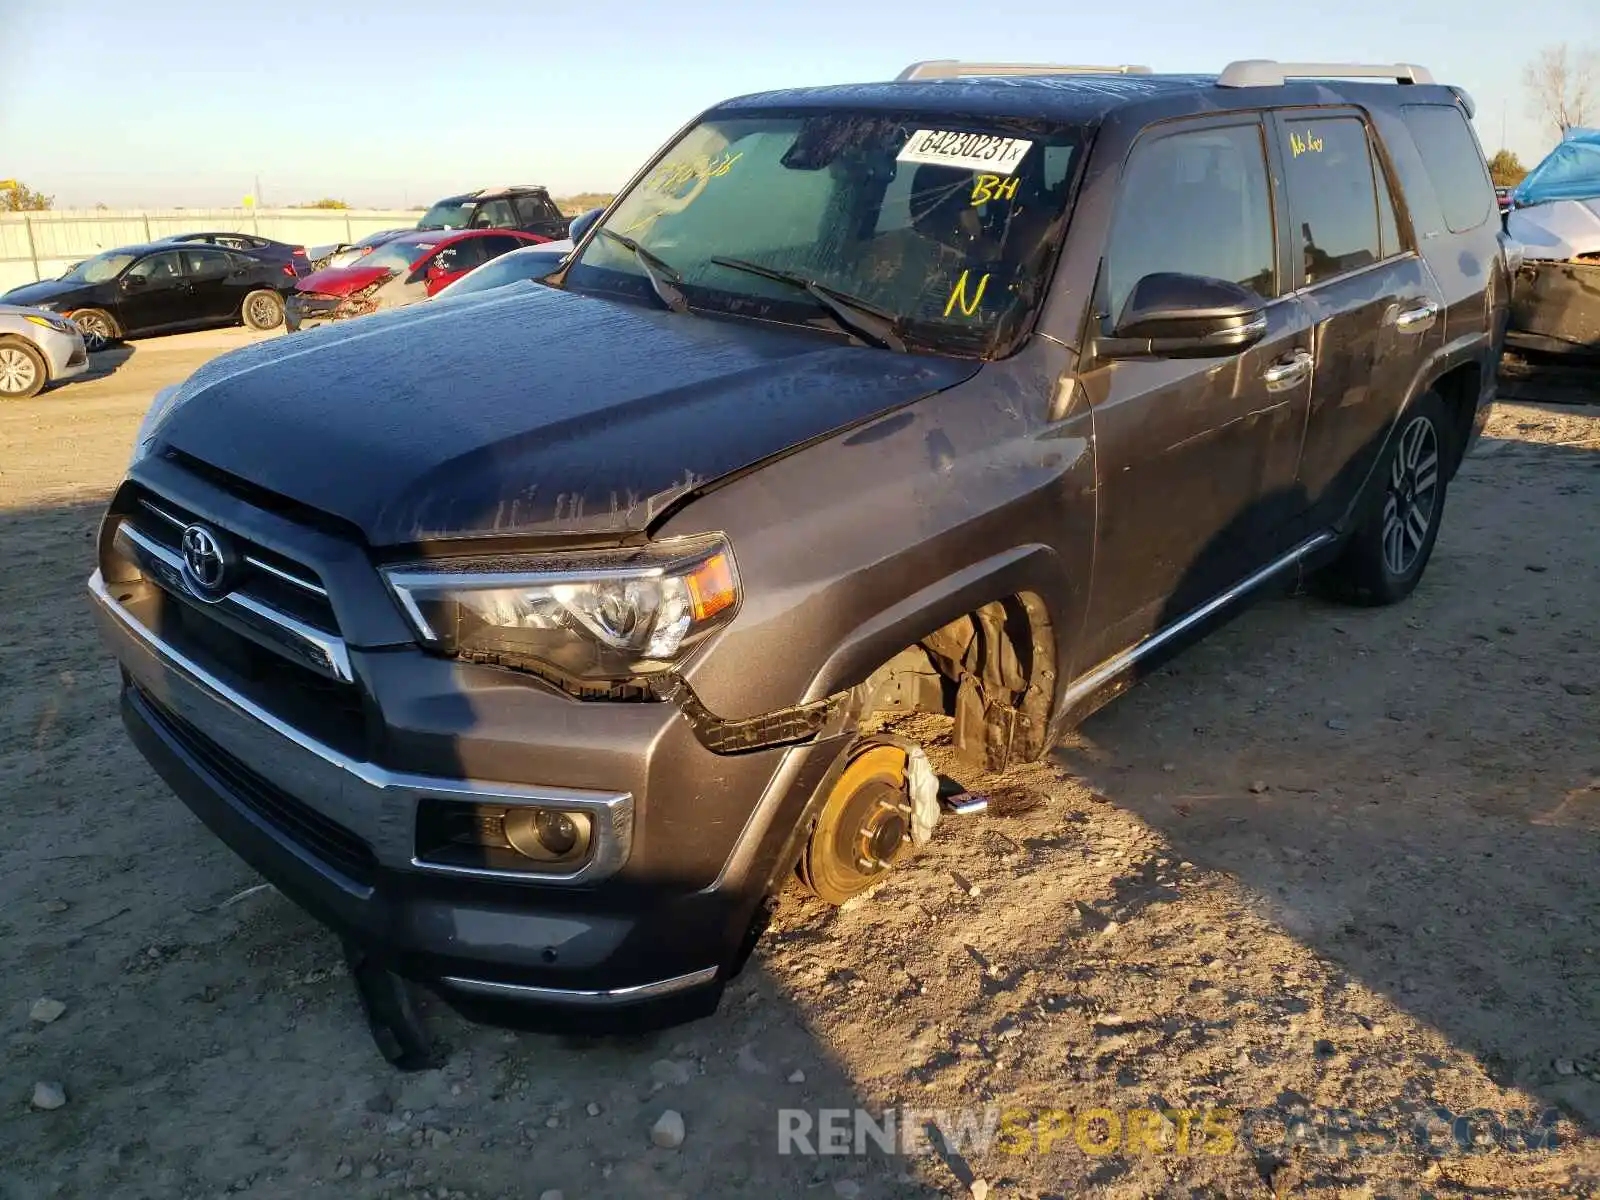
top-left (686, 552), bottom-right (736, 621)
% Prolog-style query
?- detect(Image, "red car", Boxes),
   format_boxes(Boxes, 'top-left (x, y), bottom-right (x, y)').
top-left (285, 229), bottom-right (547, 331)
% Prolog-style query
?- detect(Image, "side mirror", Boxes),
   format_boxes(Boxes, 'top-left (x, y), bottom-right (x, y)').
top-left (1094, 272), bottom-right (1268, 360)
top-left (568, 207), bottom-right (603, 243)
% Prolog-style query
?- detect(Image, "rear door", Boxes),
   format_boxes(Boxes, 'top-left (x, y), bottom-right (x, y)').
top-left (1077, 115), bottom-right (1314, 666)
top-left (179, 247), bottom-right (240, 323)
top-left (1267, 109), bottom-right (1444, 530)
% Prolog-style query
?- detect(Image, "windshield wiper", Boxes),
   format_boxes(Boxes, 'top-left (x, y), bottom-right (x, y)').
top-left (708, 257), bottom-right (906, 352)
top-left (595, 228), bottom-right (688, 314)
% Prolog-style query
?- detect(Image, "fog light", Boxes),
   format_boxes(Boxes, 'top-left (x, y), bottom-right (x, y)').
top-left (504, 808), bottom-right (591, 862)
top-left (415, 799), bottom-right (596, 875)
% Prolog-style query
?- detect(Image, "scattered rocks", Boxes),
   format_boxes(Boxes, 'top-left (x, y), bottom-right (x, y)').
top-left (787, 1069), bottom-right (807, 1084)
top-left (1326, 717), bottom-right (1349, 731)
top-left (360, 1163), bottom-right (380, 1181)
top-left (366, 1091), bottom-right (396, 1115)
top-left (971, 1180), bottom-right (991, 1200)
top-left (1249, 780), bottom-right (1269, 794)
top-left (586, 1102), bottom-right (601, 1117)
top-left (1562, 682), bottom-right (1595, 696)
top-left (29, 997), bottom-right (66, 1024)
top-left (539, 1191), bottom-right (564, 1200)
top-left (41, 900), bottom-right (69, 914)
top-left (333, 1159), bottom-right (353, 1179)
top-left (1555, 1058), bottom-right (1578, 1076)
top-left (425, 1128), bottom-right (451, 1149)
top-left (1314, 1039), bottom-right (1338, 1058)
top-left (650, 1109), bottom-right (686, 1149)
top-left (649, 1058), bottom-right (693, 1087)
top-left (834, 1182), bottom-right (861, 1198)
top-left (544, 1116), bottom-right (560, 1129)
top-left (31, 1081), bottom-right (66, 1110)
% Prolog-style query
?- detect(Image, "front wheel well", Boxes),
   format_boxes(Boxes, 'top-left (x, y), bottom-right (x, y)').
top-left (858, 591), bottom-right (1056, 772)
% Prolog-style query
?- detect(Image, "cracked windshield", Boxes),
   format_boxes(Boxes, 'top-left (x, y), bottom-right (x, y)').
top-left (564, 112), bottom-right (1082, 355)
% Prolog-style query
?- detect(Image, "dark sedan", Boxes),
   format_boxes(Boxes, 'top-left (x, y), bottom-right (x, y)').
top-left (153, 232), bottom-right (312, 276)
top-left (0, 243), bottom-right (298, 349)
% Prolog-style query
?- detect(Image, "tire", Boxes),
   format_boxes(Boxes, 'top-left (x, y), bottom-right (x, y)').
top-left (68, 308), bottom-right (118, 352)
top-left (0, 337), bottom-right (48, 399)
top-left (1321, 390), bottom-right (1451, 606)
top-left (241, 289), bottom-right (285, 331)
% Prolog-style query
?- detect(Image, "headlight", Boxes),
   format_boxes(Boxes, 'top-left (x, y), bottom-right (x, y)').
top-left (129, 384), bottom-right (182, 467)
top-left (383, 533), bottom-right (740, 683)
top-left (24, 313), bottom-right (74, 334)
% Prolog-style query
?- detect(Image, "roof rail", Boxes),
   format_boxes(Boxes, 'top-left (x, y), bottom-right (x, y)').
top-left (897, 60), bottom-right (1153, 81)
top-left (1216, 60), bottom-right (1435, 88)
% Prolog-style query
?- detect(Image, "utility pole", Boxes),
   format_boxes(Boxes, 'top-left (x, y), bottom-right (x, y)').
top-left (1501, 102), bottom-right (1507, 151)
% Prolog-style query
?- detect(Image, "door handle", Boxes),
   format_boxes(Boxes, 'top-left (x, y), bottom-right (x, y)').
top-left (1394, 301), bottom-right (1439, 333)
top-left (1263, 349), bottom-right (1313, 392)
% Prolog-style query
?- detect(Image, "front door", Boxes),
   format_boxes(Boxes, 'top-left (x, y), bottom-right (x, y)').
top-left (422, 237), bottom-right (488, 295)
top-left (115, 250), bottom-right (189, 333)
top-left (1076, 115), bottom-right (1312, 669)
top-left (1267, 109), bottom-right (1445, 529)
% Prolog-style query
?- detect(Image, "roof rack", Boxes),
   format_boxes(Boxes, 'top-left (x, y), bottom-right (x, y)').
top-left (897, 60), bottom-right (1153, 81)
top-left (1216, 60), bottom-right (1435, 88)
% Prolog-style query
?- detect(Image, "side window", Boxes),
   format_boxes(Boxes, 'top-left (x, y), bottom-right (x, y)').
top-left (1279, 116), bottom-right (1383, 287)
top-left (514, 195), bottom-right (560, 225)
top-left (1375, 148), bottom-right (1402, 258)
top-left (433, 238), bottom-right (487, 274)
top-left (481, 235), bottom-right (524, 259)
top-left (1102, 122), bottom-right (1276, 328)
top-left (1399, 104), bottom-right (1494, 233)
top-left (127, 251), bottom-right (184, 282)
top-left (180, 248), bottom-right (230, 279)
top-left (472, 199), bottom-right (518, 228)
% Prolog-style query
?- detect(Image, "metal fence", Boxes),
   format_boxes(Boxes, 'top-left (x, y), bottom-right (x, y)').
top-left (0, 208), bottom-right (421, 292)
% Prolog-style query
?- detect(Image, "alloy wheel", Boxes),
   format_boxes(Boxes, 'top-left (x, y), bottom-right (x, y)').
top-left (0, 345), bottom-right (39, 394)
top-left (74, 314), bottom-right (111, 351)
top-left (247, 294), bottom-right (280, 327)
top-left (1381, 414), bottom-right (1440, 577)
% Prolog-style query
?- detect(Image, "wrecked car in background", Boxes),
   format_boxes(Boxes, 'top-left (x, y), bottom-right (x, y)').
top-left (286, 228), bottom-right (547, 330)
top-left (307, 228), bottom-right (412, 274)
top-left (1506, 128), bottom-right (1600, 356)
top-left (429, 238), bottom-right (573, 302)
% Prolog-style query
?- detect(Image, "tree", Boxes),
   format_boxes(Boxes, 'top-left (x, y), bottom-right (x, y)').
top-left (1523, 43), bottom-right (1597, 139)
top-left (302, 197), bottom-right (350, 209)
top-left (1486, 149), bottom-right (1527, 188)
top-left (0, 180), bottom-right (53, 211)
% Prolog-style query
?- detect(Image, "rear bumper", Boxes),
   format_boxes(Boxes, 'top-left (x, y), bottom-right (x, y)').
top-left (88, 567), bottom-right (821, 1028)
top-left (1509, 259), bottom-right (1600, 355)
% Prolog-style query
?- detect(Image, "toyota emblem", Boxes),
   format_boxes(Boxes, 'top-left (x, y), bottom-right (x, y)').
top-left (180, 523), bottom-right (234, 599)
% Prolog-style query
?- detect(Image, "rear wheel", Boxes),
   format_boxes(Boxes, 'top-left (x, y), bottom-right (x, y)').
top-left (797, 743), bottom-right (916, 905)
top-left (0, 338), bottom-right (47, 399)
top-left (69, 308), bottom-right (117, 352)
top-left (242, 289), bottom-right (285, 331)
top-left (1322, 390), bottom-right (1450, 606)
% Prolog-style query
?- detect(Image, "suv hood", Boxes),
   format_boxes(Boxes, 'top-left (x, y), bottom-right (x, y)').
top-left (146, 285), bottom-right (980, 546)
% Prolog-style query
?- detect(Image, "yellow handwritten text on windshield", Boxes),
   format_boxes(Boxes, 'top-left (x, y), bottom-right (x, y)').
top-left (944, 270), bottom-right (991, 318)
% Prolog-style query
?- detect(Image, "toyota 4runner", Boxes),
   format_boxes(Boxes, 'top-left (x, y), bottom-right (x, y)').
top-left (91, 57), bottom-right (1510, 1064)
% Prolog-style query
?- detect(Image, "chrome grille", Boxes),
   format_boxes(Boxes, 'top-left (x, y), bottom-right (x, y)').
top-left (109, 486), bottom-right (352, 684)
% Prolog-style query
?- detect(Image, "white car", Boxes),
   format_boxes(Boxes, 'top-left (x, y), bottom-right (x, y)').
top-left (0, 303), bottom-right (89, 399)
top-left (431, 239), bottom-right (573, 302)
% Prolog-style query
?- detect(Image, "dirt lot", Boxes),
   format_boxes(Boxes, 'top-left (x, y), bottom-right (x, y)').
top-left (1, 329), bottom-right (1597, 1200)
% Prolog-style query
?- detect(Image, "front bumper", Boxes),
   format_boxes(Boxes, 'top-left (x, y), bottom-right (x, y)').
top-left (32, 322), bottom-right (89, 383)
top-left (284, 292), bottom-right (374, 333)
top-left (88, 560), bottom-right (828, 1027)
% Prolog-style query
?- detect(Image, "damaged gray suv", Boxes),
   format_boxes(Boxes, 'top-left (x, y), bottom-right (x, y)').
top-left (91, 57), bottom-right (1509, 1065)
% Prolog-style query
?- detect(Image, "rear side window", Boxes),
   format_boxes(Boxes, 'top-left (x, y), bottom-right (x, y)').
top-left (1400, 104), bottom-right (1493, 233)
top-left (1279, 117), bottom-right (1384, 287)
top-left (515, 194), bottom-right (562, 225)
top-left (1102, 121), bottom-right (1276, 326)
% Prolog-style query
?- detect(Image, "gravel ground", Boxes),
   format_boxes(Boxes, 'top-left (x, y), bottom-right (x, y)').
top-left (1, 330), bottom-right (1597, 1199)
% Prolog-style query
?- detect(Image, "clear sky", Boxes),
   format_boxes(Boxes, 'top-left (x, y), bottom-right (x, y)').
top-left (1, 0), bottom-right (1594, 209)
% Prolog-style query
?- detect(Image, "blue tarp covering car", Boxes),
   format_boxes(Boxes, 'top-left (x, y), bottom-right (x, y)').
top-left (1512, 128), bottom-right (1600, 207)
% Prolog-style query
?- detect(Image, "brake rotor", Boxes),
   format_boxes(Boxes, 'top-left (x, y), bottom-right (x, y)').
top-left (798, 743), bottom-right (916, 905)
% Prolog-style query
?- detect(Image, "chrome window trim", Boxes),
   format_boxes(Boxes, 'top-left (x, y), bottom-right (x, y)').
top-left (137, 497), bottom-right (329, 597)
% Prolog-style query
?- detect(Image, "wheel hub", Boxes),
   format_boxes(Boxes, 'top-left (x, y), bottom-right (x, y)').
top-left (852, 781), bottom-right (912, 871)
top-left (1382, 414), bottom-right (1440, 577)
